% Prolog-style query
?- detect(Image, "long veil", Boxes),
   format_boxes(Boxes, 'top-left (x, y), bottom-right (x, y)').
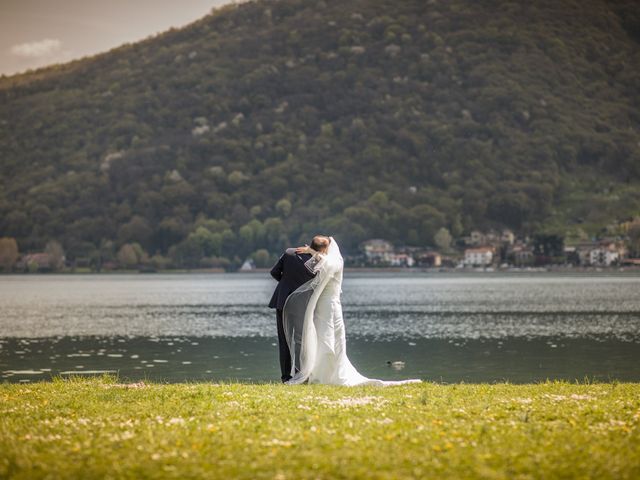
top-left (282, 237), bottom-right (342, 384)
top-left (282, 237), bottom-right (421, 386)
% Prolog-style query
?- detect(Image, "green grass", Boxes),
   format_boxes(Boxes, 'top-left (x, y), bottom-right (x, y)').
top-left (1, 377), bottom-right (639, 479)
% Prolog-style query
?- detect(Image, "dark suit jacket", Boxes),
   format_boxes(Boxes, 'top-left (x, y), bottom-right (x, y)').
top-left (269, 249), bottom-right (315, 309)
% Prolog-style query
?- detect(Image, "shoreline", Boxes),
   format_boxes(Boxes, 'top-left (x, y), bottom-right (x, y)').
top-left (2, 266), bottom-right (640, 275)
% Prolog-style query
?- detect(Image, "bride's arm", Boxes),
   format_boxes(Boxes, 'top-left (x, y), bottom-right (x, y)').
top-left (295, 245), bottom-right (326, 274)
top-left (294, 244), bottom-right (316, 256)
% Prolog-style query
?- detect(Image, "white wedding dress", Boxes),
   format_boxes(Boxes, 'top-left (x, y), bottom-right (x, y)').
top-left (282, 237), bottom-right (421, 386)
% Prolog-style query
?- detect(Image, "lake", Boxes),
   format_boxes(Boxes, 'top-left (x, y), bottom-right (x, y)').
top-left (1, 272), bottom-right (639, 383)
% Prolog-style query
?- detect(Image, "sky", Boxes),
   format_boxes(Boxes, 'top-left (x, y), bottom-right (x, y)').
top-left (0, 0), bottom-right (232, 76)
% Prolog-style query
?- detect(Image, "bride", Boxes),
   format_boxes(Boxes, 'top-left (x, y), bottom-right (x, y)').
top-left (282, 235), bottom-right (421, 386)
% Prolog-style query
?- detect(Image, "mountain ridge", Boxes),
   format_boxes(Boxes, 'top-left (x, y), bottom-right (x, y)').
top-left (1, 0), bottom-right (639, 267)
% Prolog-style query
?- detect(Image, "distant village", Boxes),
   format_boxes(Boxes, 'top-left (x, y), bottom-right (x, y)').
top-left (5, 218), bottom-right (640, 273)
top-left (348, 226), bottom-right (640, 270)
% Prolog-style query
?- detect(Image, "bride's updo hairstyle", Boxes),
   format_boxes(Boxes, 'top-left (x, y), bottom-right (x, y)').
top-left (311, 235), bottom-right (330, 253)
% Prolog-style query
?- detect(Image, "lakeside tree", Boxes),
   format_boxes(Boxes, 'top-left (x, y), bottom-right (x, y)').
top-left (252, 249), bottom-right (271, 268)
top-left (627, 220), bottom-right (640, 258)
top-left (0, 237), bottom-right (19, 272)
top-left (44, 240), bottom-right (65, 272)
top-left (116, 244), bottom-right (139, 269)
top-left (434, 228), bottom-right (453, 252)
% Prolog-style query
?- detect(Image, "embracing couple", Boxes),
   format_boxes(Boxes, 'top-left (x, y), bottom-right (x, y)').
top-left (269, 235), bottom-right (421, 386)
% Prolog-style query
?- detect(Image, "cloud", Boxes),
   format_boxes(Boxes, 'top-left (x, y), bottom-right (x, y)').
top-left (10, 38), bottom-right (62, 58)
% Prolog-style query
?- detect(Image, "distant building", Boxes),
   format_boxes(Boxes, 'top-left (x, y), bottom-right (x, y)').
top-left (469, 230), bottom-right (485, 246)
top-left (18, 253), bottom-right (54, 272)
top-left (571, 242), bottom-right (596, 266)
top-left (464, 247), bottom-right (494, 266)
top-left (240, 258), bottom-right (255, 271)
top-left (361, 239), bottom-right (394, 265)
top-left (416, 251), bottom-right (442, 268)
top-left (566, 241), bottom-right (625, 266)
top-left (484, 230), bottom-right (500, 246)
top-left (388, 253), bottom-right (415, 267)
top-left (466, 229), bottom-right (515, 248)
top-left (501, 229), bottom-right (515, 245)
top-left (508, 244), bottom-right (534, 266)
top-left (589, 242), bottom-right (620, 266)
top-left (563, 245), bottom-right (579, 265)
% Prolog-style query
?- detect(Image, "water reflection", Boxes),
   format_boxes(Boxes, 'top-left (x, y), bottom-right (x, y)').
top-left (2, 335), bottom-right (639, 384)
top-left (1, 273), bottom-right (639, 339)
top-left (0, 273), bottom-right (639, 383)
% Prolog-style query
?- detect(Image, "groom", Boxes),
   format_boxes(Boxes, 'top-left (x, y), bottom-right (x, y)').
top-left (269, 236), bottom-right (329, 382)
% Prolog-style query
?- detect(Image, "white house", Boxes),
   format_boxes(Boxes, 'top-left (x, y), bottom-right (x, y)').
top-left (464, 247), bottom-right (494, 266)
top-left (389, 253), bottom-right (415, 267)
top-left (589, 243), bottom-right (619, 266)
top-left (570, 242), bottom-right (597, 265)
top-left (361, 239), bottom-right (394, 264)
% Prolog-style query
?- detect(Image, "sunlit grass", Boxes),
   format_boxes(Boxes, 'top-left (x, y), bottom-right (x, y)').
top-left (1, 376), bottom-right (639, 479)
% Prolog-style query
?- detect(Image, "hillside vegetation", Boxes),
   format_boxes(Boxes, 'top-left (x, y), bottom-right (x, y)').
top-left (1, 0), bottom-right (639, 268)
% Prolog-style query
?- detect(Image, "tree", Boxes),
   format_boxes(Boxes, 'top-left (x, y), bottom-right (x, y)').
top-left (130, 243), bottom-right (149, 265)
top-left (434, 227), bottom-right (452, 251)
top-left (99, 239), bottom-right (116, 267)
top-left (150, 253), bottom-right (170, 270)
top-left (3, 211), bottom-right (29, 238)
top-left (116, 244), bottom-right (138, 268)
top-left (45, 240), bottom-right (65, 271)
top-left (157, 216), bottom-right (188, 252)
top-left (189, 226), bottom-right (222, 256)
top-left (252, 248), bottom-right (271, 268)
top-left (264, 217), bottom-right (286, 250)
top-left (276, 198), bottom-right (292, 217)
top-left (488, 192), bottom-right (532, 229)
top-left (628, 219), bottom-right (640, 257)
top-left (117, 215), bottom-right (153, 248)
top-left (0, 237), bottom-right (19, 272)
top-left (228, 170), bottom-right (249, 187)
top-left (239, 224), bottom-right (254, 250)
top-left (169, 238), bottom-right (203, 268)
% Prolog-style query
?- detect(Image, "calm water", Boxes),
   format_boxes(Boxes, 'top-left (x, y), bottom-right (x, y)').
top-left (1, 273), bottom-right (639, 383)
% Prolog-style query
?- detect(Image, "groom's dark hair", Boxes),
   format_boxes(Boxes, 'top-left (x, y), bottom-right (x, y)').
top-left (311, 235), bottom-right (330, 252)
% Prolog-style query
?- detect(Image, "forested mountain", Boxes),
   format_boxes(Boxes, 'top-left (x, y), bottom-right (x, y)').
top-left (1, 0), bottom-right (639, 268)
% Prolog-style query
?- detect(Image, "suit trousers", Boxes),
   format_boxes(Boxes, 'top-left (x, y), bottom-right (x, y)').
top-left (276, 309), bottom-right (292, 382)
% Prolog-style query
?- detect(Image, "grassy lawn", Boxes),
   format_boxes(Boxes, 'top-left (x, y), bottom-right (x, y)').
top-left (1, 377), bottom-right (639, 479)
